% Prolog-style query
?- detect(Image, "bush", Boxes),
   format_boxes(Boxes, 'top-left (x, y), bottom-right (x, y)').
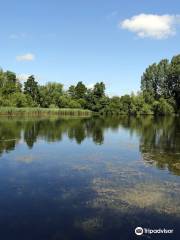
top-left (57, 96), bottom-right (69, 108)
top-left (49, 104), bottom-right (58, 109)
top-left (9, 93), bottom-right (28, 107)
top-left (153, 98), bottom-right (174, 115)
top-left (77, 98), bottom-right (86, 108)
top-left (139, 103), bottom-right (153, 115)
top-left (68, 100), bottom-right (81, 108)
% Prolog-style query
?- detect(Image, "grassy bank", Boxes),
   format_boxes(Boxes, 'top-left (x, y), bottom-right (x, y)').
top-left (0, 107), bottom-right (92, 116)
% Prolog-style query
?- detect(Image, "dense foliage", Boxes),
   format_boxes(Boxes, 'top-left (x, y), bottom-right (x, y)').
top-left (0, 54), bottom-right (180, 115)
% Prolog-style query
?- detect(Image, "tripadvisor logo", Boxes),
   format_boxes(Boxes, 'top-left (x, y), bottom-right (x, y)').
top-left (135, 226), bottom-right (174, 236)
top-left (135, 227), bottom-right (143, 235)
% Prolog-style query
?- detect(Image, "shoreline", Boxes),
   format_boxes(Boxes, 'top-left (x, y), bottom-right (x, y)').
top-left (0, 107), bottom-right (92, 116)
top-left (0, 107), bottom-right (179, 117)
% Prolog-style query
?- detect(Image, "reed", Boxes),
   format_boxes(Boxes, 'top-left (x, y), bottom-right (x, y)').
top-left (0, 107), bottom-right (92, 116)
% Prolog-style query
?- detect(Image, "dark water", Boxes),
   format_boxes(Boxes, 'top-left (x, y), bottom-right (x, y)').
top-left (0, 116), bottom-right (180, 240)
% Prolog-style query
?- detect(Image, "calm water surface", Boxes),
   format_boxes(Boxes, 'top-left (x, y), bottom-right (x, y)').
top-left (0, 116), bottom-right (180, 240)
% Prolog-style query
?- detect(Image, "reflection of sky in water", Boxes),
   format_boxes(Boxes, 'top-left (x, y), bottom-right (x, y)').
top-left (0, 116), bottom-right (180, 240)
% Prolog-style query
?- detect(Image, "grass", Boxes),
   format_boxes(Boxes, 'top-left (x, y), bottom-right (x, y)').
top-left (0, 107), bottom-right (92, 116)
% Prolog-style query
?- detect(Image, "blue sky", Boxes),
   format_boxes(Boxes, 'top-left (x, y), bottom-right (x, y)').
top-left (1, 0), bottom-right (180, 96)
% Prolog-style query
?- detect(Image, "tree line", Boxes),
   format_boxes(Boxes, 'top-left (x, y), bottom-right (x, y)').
top-left (0, 54), bottom-right (180, 115)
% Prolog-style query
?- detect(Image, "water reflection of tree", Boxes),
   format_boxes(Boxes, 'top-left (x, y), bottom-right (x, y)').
top-left (0, 118), bottom-right (103, 151)
top-left (122, 116), bottom-right (180, 176)
top-left (0, 119), bottom-right (22, 154)
top-left (0, 116), bottom-right (180, 175)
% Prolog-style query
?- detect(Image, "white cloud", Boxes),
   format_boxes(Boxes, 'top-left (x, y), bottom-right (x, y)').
top-left (120, 14), bottom-right (180, 39)
top-left (16, 53), bottom-right (35, 61)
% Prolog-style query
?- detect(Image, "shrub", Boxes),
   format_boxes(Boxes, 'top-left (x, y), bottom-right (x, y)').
top-left (153, 98), bottom-right (174, 115)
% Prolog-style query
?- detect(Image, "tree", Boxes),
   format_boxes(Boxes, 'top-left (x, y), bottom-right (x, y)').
top-left (68, 85), bottom-right (76, 98)
top-left (153, 98), bottom-right (174, 115)
top-left (57, 95), bottom-right (70, 108)
top-left (10, 93), bottom-right (28, 107)
top-left (157, 59), bottom-right (170, 98)
top-left (141, 55), bottom-right (180, 113)
top-left (0, 69), bottom-right (5, 88)
top-left (141, 63), bottom-right (159, 99)
top-left (0, 70), bottom-right (21, 95)
top-left (24, 75), bottom-right (40, 104)
top-left (75, 81), bottom-right (87, 99)
top-left (93, 82), bottom-right (105, 98)
top-left (39, 82), bottom-right (63, 107)
top-left (68, 100), bottom-right (81, 108)
top-left (77, 98), bottom-right (86, 108)
top-left (0, 53), bottom-right (179, 115)
top-left (120, 95), bottom-right (132, 114)
top-left (5, 71), bottom-right (16, 83)
top-left (168, 55), bottom-right (180, 110)
top-left (39, 85), bottom-right (52, 108)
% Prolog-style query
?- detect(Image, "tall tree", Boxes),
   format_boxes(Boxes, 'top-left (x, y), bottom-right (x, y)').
top-left (141, 63), bottom-right (159, 99)
top-left (68, 85), bottom-right (76, 98)
top-left (5, 71), bottom-right (16, 83)
top-left (157, 59), bottom-right (170, 98)
top-left (168, 55), bottom-right (180, 109)
top-left (1, 70), bottom-right (21, 95)
top-left (39, 82), bottom-right (63, 107)
top-left (75, 81), bottom-right (87, 99)
top-left (93, 82), bottom-right (105, 98)
top-left (24, 75), bottom-right (39, 104)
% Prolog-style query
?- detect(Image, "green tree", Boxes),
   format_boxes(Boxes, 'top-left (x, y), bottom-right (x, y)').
top-left (168, 55), bottom-right (180, 110)
top-left (157, 59), bottom-right (170, 98)
top-left (39, 82), bottom-right (63, 107)
top-left (10, 93), bottom-right (28, 107)
top-left (68, 100), bottom-right (81, 108)
top-left (0, 70), bottom-right (21, 95)
top-left (141, 63), bottom-right (159, 99)
top-left (75, 81), bottom-right (87, 99)
top-left (153, 98), bottom-right (174, 115)
top-left (24, 75), bottom-right (40, 104)
top-left (57, 95), bottom-right (70, 108)
top-left (93, 82), bottom-right (105, 98)
top-left (120, 95), bottom-right (132, 114)
top-left (68, 85), bottom-right (76, 98)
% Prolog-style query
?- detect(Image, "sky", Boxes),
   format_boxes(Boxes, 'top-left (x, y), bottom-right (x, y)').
top-left (0, 0), bottom-right (180, 96)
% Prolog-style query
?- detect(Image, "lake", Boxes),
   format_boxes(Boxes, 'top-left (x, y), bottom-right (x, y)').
top-left (0, 116), bottom-right (180, 240)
